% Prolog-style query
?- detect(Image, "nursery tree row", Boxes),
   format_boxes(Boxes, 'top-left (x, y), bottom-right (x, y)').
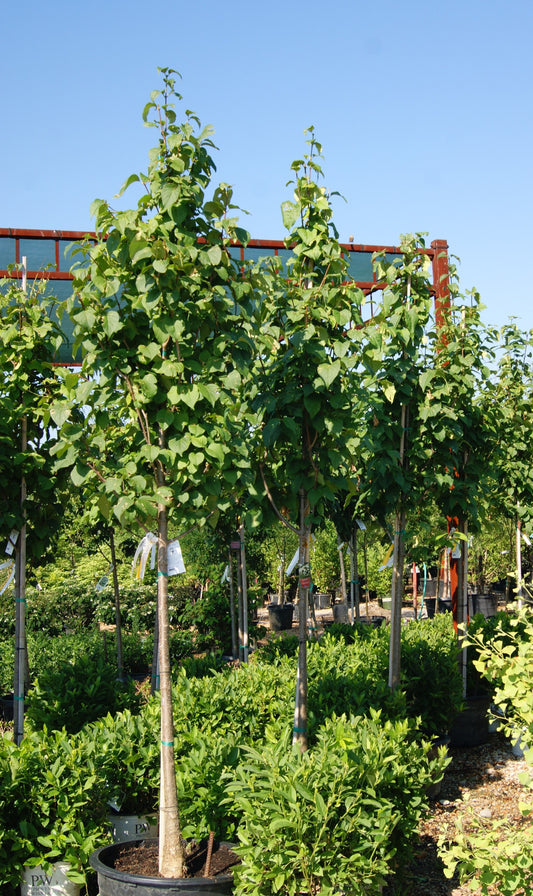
top-left (2, 68), bottom-right (533, 876)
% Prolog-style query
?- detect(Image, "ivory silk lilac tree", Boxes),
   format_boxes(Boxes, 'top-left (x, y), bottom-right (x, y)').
top-left (0, 273), bottom-right (65, 744)
top-left (51, 70), bottom-right (256, 877)
top-left (252, 131), bottom-right (364, 749)
top-left (355, 237), bottom-right (433, 689)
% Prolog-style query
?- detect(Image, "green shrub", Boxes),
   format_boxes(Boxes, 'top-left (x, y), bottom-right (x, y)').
top-left (177, 584), bottom-right (235, 653)
top-left (26, 583), bottom-right (97, 634)
top-left (86, 709), bottom-right (160, 815)
top-left (25, 654), bottom-right (141, 733)
top-left (27, 629), bottom-right (107, 680)
top-left (306, 632), bottom-right (404, 736)
top-left (169, 629), bottom-right (196, 667)
top-left (401, 614), bottom-right (463, 735)
top-left (253, 633), bottom-right (299, 663)
top-left (226, 712), bottom-right (447, 896)
top-left (0, 726), bottom-right (109, 890)
top-left (93, 581), bottom-right (159, 630)
top-left (0, 638), bottom-right (14, 693)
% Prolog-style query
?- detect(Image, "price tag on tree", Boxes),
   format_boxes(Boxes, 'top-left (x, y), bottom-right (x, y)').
top-left (299, 563), bottom-right (311, 590)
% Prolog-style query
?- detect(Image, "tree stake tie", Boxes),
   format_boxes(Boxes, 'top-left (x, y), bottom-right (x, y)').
top-left (157, 571), bottom-right (168, 577)
top-left (161, 740), bottom-right (174, 747)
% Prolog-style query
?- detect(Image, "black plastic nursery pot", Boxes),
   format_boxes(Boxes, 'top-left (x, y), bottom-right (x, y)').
top-left (425, 597), bottom-right (436, 619)
top-left (332, 602), bottom-right (349, 623)
top-left (449, 694), bottom-right (491, 747)
top-left (267, 602), bottom-right (294, 631)
top-left (0, 693), bottom-right (14, 721)
top-left (90, 840), bottom-right (236, 896)
top-left (469, 593), bottom-right (498, 618)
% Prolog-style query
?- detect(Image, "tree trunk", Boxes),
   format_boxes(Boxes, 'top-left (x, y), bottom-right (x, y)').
top-left (151, 598), bottom-right (160, 696)
top-left (389, 402), bottom-right (408, 692)
top-left (239, 524), bottom-right (249, 662)
top-left (363, 530), bottom-right (370, 617)
top-left (109, 528), bottom-right (124, 681)
top-left (228, 548), bottom-right (238, 660)
top-left (157, 503), bottom-right (184, 877)
top-left (516, 516), bottom-right (523, 609)
top-left (14, 415), bottom-right (27, 746)
top-left (337, 532), bottom-right (347, 603)
top-left (389, 506), bottom-right (406, 691)
top-left (293, 489), bottom-right (309, 753)
top-left (236, 542), bottom-right (244, 662)
top-left (458, 519), bottom-right (469, 695)
top-left (156, 427), bottom-right (184, 877)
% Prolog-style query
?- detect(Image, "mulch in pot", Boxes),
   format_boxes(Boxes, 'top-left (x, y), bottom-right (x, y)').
top-left (113, 838), bottom-right (240, 879)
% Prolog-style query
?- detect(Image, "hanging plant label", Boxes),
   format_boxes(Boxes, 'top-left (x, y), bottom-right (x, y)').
top-left (167, 539), bottom-right (186, 576)
top-left (5, 529), bottom-right (18, 556)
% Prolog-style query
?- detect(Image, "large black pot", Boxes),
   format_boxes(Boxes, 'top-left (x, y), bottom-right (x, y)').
top-left (0, 693), bottom-right (14, 721)
top-left (425, 597), bottom-right (436, 619)
top-left (470, 594), bottom-right (498, 618)
top-left (267, 603), bottom-right (294, 631)
top-left (90, 840), bottom-right (236, 896)
top-left (449, 695), bottom-right (491, 747)
top-left (332, 602), bottom-right (349, 624)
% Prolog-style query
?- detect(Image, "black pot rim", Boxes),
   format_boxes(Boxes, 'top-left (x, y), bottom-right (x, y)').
top-left (90, 839), bottom-right (236, 888)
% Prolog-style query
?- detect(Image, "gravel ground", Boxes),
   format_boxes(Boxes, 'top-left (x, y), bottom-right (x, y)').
top-left (386, 730), bottom-right (530, 895)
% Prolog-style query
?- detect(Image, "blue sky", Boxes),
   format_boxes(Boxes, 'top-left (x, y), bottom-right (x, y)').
top-left (2, 0), bottom-right (531, 331)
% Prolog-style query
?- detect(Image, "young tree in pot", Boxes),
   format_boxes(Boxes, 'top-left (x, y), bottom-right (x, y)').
top-left (486, 323), bottom-right (533, 607)
top-left (354, 237), bottom-right (434, 689)
top-left (51, 70), bottom-right (256, 878)
top-left (251, 131), bottom-right (364, 749)
top-left (0, 272), bottom-right (66, 744)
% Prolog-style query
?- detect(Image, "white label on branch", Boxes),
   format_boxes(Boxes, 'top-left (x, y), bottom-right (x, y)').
top-left (286, 547), bottom-right (299, 577)
top-left (5, 529), bottom-right (19, 556)
top-left (167, 539), bottom-right (186, 576)
top-left (132, 532), bottom-right (158, 581)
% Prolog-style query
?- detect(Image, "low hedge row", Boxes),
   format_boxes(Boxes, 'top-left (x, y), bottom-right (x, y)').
top-left (0, 639), bottom-right (449, 894)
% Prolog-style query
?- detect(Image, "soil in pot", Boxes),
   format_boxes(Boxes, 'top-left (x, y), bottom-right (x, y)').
top-left (113, 840), bottom-right (240, 879)
top-left (92, 838), bottom-right (241, 890)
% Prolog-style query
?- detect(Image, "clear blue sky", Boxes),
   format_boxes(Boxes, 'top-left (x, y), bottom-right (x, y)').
top-left (2, 0), bottom-right (531, 331)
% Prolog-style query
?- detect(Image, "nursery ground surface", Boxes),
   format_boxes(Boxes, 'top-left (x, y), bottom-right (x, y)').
top-left (385, 729), bottom-right (530, 896)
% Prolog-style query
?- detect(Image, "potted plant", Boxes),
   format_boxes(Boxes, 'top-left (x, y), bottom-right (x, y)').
top-left (400, 614), bottom-right (464, 738)
top-left (54, 70), bottom-right (248, 888)
top-left (0, 727), bottom-right (108, 895)
top-left (87, 712), bottom-right (160, 843)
